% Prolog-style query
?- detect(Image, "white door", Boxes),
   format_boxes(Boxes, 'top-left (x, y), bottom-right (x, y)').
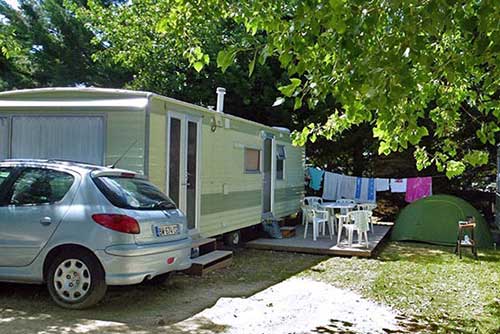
top-left (10, 116), bottom-right (105, 165)
top-left (167, 113), bottom-right (201, 232)
top-left (0, 117), bottom-right (8, 160)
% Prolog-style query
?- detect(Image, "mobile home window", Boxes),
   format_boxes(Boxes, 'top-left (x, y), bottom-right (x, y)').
top-left (244, 148), bottom-right (260, 173)
top-left (276, 145), bottom-right (286, 180)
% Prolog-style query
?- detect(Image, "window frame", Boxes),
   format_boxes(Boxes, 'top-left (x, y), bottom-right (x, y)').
top-left (92, 175), bottom-right (177, 211)
top-left (0, 167), bottom-right (18, 205)
top-left (244, 147), bottom-right (261, 174)
top-left (5, 167), bottom-right (76, 207)
top-left (276, 145), bottom-right (286, 180)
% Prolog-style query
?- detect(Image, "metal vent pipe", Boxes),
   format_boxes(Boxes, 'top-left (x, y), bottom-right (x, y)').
top-left (216, 87), bottom-right (226, 113)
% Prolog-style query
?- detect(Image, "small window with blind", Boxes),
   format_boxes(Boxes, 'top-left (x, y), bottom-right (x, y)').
top-left (276, 145), bottom-right (286, 180)
top-left (244, 148), bottom-right (261, 173)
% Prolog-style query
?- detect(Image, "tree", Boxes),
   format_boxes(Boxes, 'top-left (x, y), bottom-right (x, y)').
top-left (75, 0), bottom-right (294, 127)
top-left (0, 1), bottom-right (32, 90)
top-left (83, 0), bottom-right (499, 178)
top-left (0, 0), bottom-right (130, 90)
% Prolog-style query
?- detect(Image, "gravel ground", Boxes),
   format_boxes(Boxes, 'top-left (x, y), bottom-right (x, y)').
top-left (0, 248), bottom-right (415, 334)
top-left (168, 277), bottom-right (404, 334)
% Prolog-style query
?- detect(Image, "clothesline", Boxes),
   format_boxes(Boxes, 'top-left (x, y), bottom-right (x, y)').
top-left (307, 166), bottom-right (452, 180)
top-left (307, 167), bottom-right (434, 203)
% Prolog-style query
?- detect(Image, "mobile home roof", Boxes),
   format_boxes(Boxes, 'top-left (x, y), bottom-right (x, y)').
top-left (0, 87), bottom-right (291, 137)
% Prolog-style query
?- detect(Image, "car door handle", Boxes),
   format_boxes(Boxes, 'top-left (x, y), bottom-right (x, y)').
top-left (40, 217), bottom-right (52, 226)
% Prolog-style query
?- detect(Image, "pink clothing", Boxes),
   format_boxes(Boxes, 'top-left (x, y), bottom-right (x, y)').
top-left (405, 177), bottom-right (432, 202)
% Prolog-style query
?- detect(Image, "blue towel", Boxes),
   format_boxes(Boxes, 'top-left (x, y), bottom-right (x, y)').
top-left (308, 167), bottom-right (324, 191)
top-left (355, 177), bottom-right (363, 199)
top-left (354, 177), bottom-right (376, 203)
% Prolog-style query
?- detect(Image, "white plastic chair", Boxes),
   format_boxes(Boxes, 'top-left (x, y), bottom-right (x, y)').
top-left (336, 214), bottom-right (350, 245)
top-left (301, 197), bottom-right (323, 225)
top-left (303, 207), bottom-right (330, 241)
top-left (304, 196), bottom-right (323, 207)
top-left (356, 203), bottom-right (376, 232)
top-left (343, 210), bottom-right (370, 247)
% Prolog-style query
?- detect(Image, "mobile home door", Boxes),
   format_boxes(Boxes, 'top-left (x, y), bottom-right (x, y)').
top-left (167, 113), bottom-right (201, 232)
top-left (262, 135), bottom-right (275, 215)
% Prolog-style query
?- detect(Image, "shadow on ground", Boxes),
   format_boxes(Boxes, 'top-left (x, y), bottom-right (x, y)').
top-left (0, 249), bottom-right (326, 334)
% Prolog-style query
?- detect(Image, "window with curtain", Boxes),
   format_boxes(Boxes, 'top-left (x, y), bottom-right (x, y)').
top-left (244, 148), bottom-right (260, 173)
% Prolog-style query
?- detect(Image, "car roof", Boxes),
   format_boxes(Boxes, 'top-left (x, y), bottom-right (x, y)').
top-left (0, 159), bottom-right (138, 176)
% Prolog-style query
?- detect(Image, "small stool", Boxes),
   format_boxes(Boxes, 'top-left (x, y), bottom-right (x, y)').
top-left (455, 219), bottom-right (478, 260)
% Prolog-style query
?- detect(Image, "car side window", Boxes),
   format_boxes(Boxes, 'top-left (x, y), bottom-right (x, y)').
top-left (0, 167), bottom-right (13, 188)
top-left (9, 168), bottom-right (74, 205)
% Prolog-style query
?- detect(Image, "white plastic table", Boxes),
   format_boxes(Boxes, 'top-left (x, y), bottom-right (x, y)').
top-left (319, 202), bottom-right (356, 235)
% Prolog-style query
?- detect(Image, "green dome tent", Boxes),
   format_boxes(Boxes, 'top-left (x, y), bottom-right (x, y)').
top-left (392, 195), bottom-right (494, 248)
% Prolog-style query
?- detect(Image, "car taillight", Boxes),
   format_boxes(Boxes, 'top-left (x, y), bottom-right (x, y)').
top-left (91, 214), bottom-right (140, 234)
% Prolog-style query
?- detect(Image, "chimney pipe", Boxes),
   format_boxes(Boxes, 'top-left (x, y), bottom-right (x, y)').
top-left (216, 87), bottom-right (226, 113)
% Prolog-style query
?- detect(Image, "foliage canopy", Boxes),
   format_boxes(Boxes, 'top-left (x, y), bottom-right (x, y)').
top-left (81, 0), bottom-right (499, 177)
top-left (1, 1), bottom-right (498, 178)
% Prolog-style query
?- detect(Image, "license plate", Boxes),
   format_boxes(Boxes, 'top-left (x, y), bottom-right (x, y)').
top-left (154, 224), bottom-right (179, 237)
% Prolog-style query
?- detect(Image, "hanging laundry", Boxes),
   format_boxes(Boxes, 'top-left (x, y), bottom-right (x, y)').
top-left (308, 167), bottom-right (325, 191)
top-left (355, 177), bottom-right (377, 203)
top-left (337, 175), bottom-right (357, 200)
top-left (390, 178), bottom-right (407, 193)
top-left (375, 178), bottom-right (390, 191)
top-left (405, 177), bottom-right (432, 202)
top-left (322, 172), bottom-right (342, 200)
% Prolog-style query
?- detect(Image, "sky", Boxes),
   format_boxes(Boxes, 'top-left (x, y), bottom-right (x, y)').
top-left (5, 0), bottom-right (19, 9)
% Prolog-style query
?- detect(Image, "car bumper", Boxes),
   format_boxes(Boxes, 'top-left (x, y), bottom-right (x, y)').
top-left (95, 237), bottom-right (192, 285)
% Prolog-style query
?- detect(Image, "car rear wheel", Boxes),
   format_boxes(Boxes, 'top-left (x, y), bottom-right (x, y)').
top-left (47, 252), bottom-right (107, 309)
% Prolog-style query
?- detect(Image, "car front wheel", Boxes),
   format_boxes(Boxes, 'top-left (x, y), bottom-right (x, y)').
top-left (47, 252), bottom-right (107, 309)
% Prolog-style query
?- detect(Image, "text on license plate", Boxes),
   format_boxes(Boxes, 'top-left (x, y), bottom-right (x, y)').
top-left (155, 224), bottom-right (179, 237)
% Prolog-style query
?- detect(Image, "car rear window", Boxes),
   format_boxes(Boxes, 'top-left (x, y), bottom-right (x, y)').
top-left (0, 167), bottom-right (12, 187)
top-left (0, 167), bottom-right (12, 185)
top-left (93, 175), bottom-right (176, 210)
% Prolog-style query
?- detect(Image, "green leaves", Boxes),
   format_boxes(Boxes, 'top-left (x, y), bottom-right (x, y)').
top-left (72, 0), bottom-right (500, 179)
top-left (187, 46), bottom-right (210, 72)
top-left (291, 123), bottom-right (315, 147)
top-left (476, 122), bottom-right (500, 145)
top-left (278, 78), bottom-right (301, 97)
top-left (463, 150), bottom-right (489, 167)
top-left (216, 49), bottom-right (237, 73)
top-left (414, 147), bottom-right (431, 171)
top-left (445, 160), bottom-right (466, 179)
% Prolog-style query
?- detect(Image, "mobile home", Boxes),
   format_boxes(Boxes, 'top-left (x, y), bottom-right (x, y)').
top-left (0, 88), bottom-right (304, 239)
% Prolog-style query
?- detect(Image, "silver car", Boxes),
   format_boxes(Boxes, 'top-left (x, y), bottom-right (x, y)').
top-left (0, 160), bottom-right (192, 309)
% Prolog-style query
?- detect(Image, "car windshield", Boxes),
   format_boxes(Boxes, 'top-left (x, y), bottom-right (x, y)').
top-left (94, 175), bottom-right (176, 210)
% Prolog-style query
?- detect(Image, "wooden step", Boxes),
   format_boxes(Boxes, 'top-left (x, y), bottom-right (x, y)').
top-left (191, 237), bottom-right (217, 249)
top-left (280, 226), bottom-right (296, 238)
top-left (191, 237), bottom-right (217, 257)
top-left (184, 250), bottom-right (233, 276)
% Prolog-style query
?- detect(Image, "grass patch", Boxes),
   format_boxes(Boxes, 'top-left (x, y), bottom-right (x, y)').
top-left (303, 242), bottom-right (500, 334)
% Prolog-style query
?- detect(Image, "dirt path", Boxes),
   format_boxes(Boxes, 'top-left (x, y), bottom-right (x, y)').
top-left (0, 250), bottom-right (325, 333)
top-left (168, 277), bottom-right (403, 334)
top-left (0, 249), bottom-right (407, 334)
